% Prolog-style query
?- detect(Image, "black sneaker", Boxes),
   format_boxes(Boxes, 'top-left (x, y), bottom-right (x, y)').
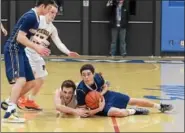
top-left (130, 107), bottom-right (149, 115)
top-left (159, 104), bottom-right (173, 112)
top-left (1, 101), bottom-right (8, 111)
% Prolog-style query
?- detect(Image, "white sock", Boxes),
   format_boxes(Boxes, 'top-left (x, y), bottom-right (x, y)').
top-left (7, 102), bottom-right (16, 113)
top-left (28, 94), bottom-right (35, 100)
top-left (153, 103), bottom-right (161, 109)
top-left (5, 97), bottom-right (10, 103)
top-left (127, 109), bottom-right (136, 115)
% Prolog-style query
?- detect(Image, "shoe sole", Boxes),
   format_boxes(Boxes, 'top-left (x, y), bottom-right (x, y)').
top-left (25, 106), bottom-right (43, 111)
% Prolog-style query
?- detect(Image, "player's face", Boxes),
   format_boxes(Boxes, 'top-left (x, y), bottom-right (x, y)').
top-left (61, 87), bottom-right (74, 103)
top-left (40, 4), bottom-right (53, 15)
top-left (81, 70), bottom-right (94, 85)
top-left (48, 6), bottom-right (58, 22)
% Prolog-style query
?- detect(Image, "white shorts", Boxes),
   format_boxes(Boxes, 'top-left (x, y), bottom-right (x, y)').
top-left (25, 49), bottom-right (48, 79)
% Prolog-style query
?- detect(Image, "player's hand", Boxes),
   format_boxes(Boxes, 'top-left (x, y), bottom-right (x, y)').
top-left (35, 45), bottom-right (51, 56)
top-left (98, 97), bottom-right (105, 111)
top-left (2, 28), bottom-right (8, 36)
top-left (68, 51), bottom-right (80, 57)
top-left (75, 108), bottom-right (89, 117)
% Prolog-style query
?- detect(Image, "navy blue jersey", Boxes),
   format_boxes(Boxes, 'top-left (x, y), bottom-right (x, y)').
top-left (76, 73), bottom-right (130, 116)
top-left (5, 9), bottom-right (39, 52)
top-left (3, 8), bottom-right (39, 84)
top-left (76, 73), bottom-right (105, 106)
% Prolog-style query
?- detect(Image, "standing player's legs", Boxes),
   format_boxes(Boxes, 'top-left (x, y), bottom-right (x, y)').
top-left (2, 46), bottom-right (35, 122)
top-left (18, 58), bottom-right (47, 110)
top-left (29, 59), bottom-right (47, 100)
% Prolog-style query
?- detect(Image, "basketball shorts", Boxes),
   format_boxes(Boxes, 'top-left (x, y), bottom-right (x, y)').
top-left (25, 48), bottom-right (48, 79)
top-left (4, 42), bottom-right (35, 84)
top-left (97, 90), bottom-right (130, 116)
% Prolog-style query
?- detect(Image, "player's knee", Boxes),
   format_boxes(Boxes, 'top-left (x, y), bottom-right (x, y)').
top-left (16, 77), bottom-right (26, 86)
top-left (128, 98), bottom-right (138, 105)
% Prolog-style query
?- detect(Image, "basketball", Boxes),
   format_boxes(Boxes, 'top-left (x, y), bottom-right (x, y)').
top-left (85, 91), bottom-right (103, 109)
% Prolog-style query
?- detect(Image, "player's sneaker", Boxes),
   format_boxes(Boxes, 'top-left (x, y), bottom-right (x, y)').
top-left (159, 104), bottom-right (173, 112)
top-left (130, 107), bottom-right (149, 115)
top-left (24, 100), bottom-right (43, 111)
top-left (2, 110), bottom-right (25, 123)
top-left (17, 96), bottom-right (27, 110)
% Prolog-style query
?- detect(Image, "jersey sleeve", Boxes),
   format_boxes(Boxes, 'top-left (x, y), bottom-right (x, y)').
top-left (20, 14), bottom-right (36, 33)
top-left (51, 26), bottom-right (70, 55)
top-left (95, 73), bottom-right (105, 87)
top-left (76, 88), bottom-right (86, 106)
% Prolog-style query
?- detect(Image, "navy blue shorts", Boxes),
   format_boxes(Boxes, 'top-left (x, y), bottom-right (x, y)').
top-left (97, 91), bottom-right (130, 116)
top-left (4, 42), bottom-right (35, 84)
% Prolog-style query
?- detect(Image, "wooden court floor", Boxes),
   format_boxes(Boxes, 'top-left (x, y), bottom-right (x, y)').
top-left (1, 61), bottom-right (184, 132)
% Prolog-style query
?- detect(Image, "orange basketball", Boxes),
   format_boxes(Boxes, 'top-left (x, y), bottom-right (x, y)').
top-left (85, 91), bottom-right (103, 109)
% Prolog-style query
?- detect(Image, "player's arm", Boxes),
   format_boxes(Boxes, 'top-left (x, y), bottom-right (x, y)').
top-left (101, 83), bottom-right (109, 96)
top-left (51, 27), bottom-right (79, 57)
top-left (16, 15), bottom-right (49, 56)
top-left (87, 97), bottom-right (105, 116)
top-left (98, 73), bottom-right (109, 96)
top-left (76, 89), bottom-right (87, 109)
top-left (1, 23), bottom-right (8, 36)
top-left (54, 89), bottom-right (88, 117)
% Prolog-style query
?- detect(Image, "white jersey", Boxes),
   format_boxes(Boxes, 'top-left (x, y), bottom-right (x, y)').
top-left (25, 16), bottom-right (70, 61)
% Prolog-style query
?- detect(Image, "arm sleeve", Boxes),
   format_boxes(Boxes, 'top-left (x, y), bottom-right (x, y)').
top-left (76, 89), bottom-right (86, 106)
top-left (20, 14), bottom-right (36, 33)
top-left (51, 26), bottom-right (70, 55)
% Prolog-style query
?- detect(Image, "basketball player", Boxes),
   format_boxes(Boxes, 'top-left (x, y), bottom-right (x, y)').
top-left (1, 23), bottom-right (8, 36)
top-left (54, 80), bottom-right (89, 117)
top-left (76, 64), bottom-right (174, 117)
top-left (2, 0), bottom-right (55, 123)
top-left (17, 4), bottom-right (80, 110)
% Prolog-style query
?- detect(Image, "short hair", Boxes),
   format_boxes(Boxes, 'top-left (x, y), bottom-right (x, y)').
top-left (52, 2), bottom-right (59, 9)
top-left (36, 0), bottom-right (55, 7)
top-left (61, 80), bottom-right (76, 92)
top-left (80, 64), bottom-right (95, 74)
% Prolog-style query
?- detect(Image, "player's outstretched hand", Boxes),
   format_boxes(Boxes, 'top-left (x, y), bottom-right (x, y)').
top-left (35, 45), bottom-right (51, 56)
top-left (68, 51), bottom-right (80, 57)
top-left (75, 108), bottom-right (89, 117)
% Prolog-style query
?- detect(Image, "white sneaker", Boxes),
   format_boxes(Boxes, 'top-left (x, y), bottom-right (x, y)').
top-left (2, 112), bottom-right (25, 123)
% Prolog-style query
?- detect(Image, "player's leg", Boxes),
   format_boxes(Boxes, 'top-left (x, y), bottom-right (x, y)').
top-left (28, 59), bottom-right (47, 101)
top-left (128, 98), bottom-right (173, 112)
top-left (16, 80), bottom-right (36, 109)
top-left (1, 80), bottom-right (35, 110)
top-left (2, 47), bottom-right (28, 123)
top-left (23, 78), bottom-right (44, 111)
top-left (18, 59), bottom-right (47, 110)
top-left (97, 91), bottom-right (149, 117)
top-left (106, 107), bottom-right (149, 117)
top-left (29, 77), bottom-right (44, 99)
